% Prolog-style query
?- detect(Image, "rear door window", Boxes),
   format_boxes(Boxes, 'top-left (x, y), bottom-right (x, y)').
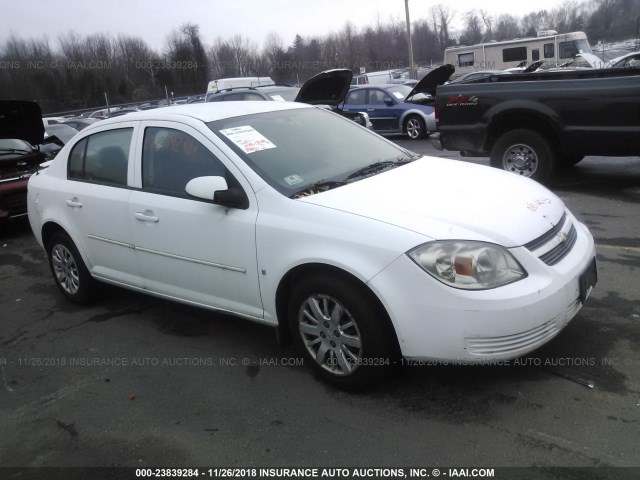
top-left (345, 89), bottom-right (366, 105)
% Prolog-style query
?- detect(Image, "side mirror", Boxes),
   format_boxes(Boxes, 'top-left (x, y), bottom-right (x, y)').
top-left (186, 176), bottom-right (228, 201)
top-left (384, 98), bottom-right (395, 107)
top-left (185, 176), bottom-right (249, 210)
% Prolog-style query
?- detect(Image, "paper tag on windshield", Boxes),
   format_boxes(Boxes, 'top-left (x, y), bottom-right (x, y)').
top-left (392, 92), bottom-right (404, 99)
top-left (219, 126), bottom-right (277, 154)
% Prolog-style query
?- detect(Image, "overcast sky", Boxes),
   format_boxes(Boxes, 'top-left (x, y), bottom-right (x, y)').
top-left (1, 0), bottom-right (569, 52)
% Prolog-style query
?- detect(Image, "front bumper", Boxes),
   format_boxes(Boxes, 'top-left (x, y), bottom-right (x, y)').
top-left (367, 220), bottom-right (596, 361)
top-left (0, 177), bottom-right (31, 219)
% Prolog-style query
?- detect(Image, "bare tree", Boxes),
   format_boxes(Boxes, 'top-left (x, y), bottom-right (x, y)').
top-left (263, 32), bottom-right (284, 66)
top-left (495, 14), bottom-right (521, 40)
top-left (115, 34), bottom-right (158, 95)
top-left (480, 10), bottom-right (494, 40)
top-left (461, 10), bottom-right (483, 45)
top-left (430, 4), bottom-right (456, 50)
top-left (180, 22), bottom-right (208, 85)
top-left (229, 34), bottom-right (257, 77)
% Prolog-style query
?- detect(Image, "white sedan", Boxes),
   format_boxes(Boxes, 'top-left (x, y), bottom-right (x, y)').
top-left (27, 101), bottom-right (597, 389)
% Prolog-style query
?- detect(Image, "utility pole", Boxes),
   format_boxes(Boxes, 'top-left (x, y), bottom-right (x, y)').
top-left (405, 0), bottom-right (415, 79)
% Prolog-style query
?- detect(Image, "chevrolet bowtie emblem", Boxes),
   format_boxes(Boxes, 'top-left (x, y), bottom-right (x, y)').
top-left (557, 232), bottom-right (568, 243)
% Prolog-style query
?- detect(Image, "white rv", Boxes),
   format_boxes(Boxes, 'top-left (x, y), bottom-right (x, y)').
top-left (365, 69), bottom-right (409, 85)
top-left (205, 77), bottom-right (274, 102)
top-left (444, 31), bottom-right (592, 77)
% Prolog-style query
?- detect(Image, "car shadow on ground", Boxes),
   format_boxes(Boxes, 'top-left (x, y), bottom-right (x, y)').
top-left (550, 156), bottom-right (640, 201)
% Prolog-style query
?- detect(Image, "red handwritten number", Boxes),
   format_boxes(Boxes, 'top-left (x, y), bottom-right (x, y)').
top-left (527, 198), bottom-right (551, 212)
top-left (183, 140), bottom-right (197, 158)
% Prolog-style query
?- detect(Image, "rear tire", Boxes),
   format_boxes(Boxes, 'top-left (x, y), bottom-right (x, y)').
top-left (288, 274), bottom-right (396, 390)
top-left (47, 232), bottom-right (95, 304)
top-left (490, 129), bottom-right (556, 183)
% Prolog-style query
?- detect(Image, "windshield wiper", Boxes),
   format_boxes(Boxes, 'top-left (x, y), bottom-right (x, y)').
top-left (290, 180), bottom-right (347, 199)
top-left (345, 158), bottom-right (412, 181)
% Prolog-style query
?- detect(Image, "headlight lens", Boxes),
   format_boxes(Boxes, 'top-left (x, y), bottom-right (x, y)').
top-left (408, 241), bottom-right (527, 290)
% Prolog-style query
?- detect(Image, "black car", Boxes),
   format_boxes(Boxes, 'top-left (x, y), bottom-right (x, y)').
top-left (44, 124), bottom-right (80, 144)
top-left (0, 101), bottom-right (48, 222)
top-left (206, 84), bottom-right (300, 102)
top-left (61, 118), bottom-right (101, 130)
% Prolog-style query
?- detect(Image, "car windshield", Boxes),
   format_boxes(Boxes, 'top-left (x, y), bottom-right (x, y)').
top-left (385, 84), bottom-right (413, 100)
top-left (45, 124), bottom-right (79, 144)
top-left (265, 89), bottom-right (299, 101)
top-left (208, 107), bottom-right (413, 197)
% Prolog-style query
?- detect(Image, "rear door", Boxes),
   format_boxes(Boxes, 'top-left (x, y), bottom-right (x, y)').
top-left (63, 121), bottom-right (143, 287)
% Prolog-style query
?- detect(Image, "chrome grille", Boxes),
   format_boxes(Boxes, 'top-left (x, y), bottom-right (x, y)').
top-left (524, 212), bottom-right (566, 250)
top-left (524, 212), bottom-right (576, 266)
top-left (538, 224), bottom-right (577, 265)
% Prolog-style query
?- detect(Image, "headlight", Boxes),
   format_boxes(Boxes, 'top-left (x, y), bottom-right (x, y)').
top-left (408, 241), bottom-right (527, 290)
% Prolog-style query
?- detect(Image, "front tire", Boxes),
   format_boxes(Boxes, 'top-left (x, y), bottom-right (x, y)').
top-left (404, 114), bottom-right (426, 140)
top-left (47, 232), bottom-right (95, 304)
top-left (490, 129), bottom-right (556, 183)
top-left (288, 274), bottom-right (396, 390)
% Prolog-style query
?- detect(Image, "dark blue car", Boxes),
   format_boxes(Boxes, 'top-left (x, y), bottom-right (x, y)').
top-left (341, 65), bottom-right (454, 140)
top-left (342, 83), bottom-right (435, 140)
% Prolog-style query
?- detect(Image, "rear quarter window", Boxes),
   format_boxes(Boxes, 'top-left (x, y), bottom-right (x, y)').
top-left (67, 128), bottom-right (133, 186)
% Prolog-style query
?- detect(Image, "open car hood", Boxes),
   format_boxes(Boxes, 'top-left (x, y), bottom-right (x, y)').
top-left (295, 69), bottom-right (353, 106)
top-left (0, 101), bottom-right (45, 146)
top-left (406, 64), bottom-right (455, 100)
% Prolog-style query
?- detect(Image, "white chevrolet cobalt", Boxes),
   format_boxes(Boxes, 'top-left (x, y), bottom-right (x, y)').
top-left (27, 101), bottom-right (597, 388)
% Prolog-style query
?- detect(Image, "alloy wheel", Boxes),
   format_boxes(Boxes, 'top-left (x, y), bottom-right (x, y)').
top-left (298, 294), bottom-right (363, 376)
top-left (51, 244), bottom-right (80, 295)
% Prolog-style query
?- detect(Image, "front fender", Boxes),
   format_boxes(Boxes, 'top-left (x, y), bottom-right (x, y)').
top-left (399, 109), bottom-right (435, 132)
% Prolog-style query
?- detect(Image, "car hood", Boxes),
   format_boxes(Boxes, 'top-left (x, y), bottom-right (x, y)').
top-left (0, 100), bottom-right (45, 146)
top-left (299, 157), bottom-right (565, 247)
top-left (295, 69), bottom-right (353, 106)
top-left (406, 64), bottom-right (455, 100)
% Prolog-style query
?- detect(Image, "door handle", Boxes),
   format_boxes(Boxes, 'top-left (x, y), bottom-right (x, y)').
top-left (367, 108), bottom-right (375, 112)
top-left (66, 198), bottom-right (82, 208)
top-left (135, 211), bottom-right (159, 223)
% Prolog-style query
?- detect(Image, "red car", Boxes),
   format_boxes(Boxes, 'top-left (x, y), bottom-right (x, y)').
top-left (0, 101), bottom-right (48, 222)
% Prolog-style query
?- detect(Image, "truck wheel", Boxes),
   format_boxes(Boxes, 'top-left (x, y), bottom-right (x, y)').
top-left (47, 232), bottom-right (95, 304)
top-left (490, 129), bottom-right (556, 182)
top-left (288, 274), bottom-right (396, 390)
top-left (404, 115), bottom-right (426, 140)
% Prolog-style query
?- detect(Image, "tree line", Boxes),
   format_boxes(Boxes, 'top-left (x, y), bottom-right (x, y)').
top-left (0, 0), bottom-right (638, 114)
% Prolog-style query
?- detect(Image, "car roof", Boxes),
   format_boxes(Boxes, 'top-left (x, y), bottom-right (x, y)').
top-left (215, 85), bottom-right (298, 94)
top-left (84, 101), bottom-right (310, 129)
top-left (352, 83), bottom-right (408, 89)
